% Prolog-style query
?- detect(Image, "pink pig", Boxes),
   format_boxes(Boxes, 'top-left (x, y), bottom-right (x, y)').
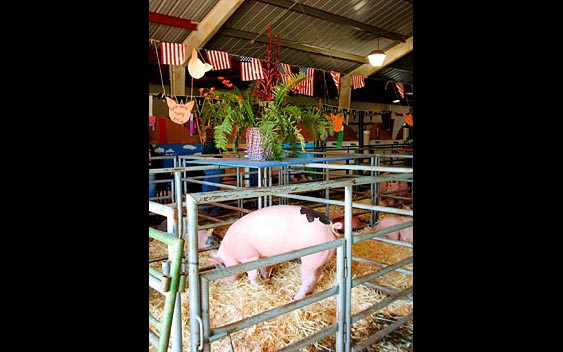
top-left (374, 216), bottom-right (413, 241)
top-left (209, 205), bottom-right (343, 300)
top-left (379, 172), bottom-right (411, 206)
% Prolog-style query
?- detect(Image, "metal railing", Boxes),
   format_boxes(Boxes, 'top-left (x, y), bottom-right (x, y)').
top-left (149, 159), bottom-right (413, 351)
top-left (148, 227), bottom-right (185, 352)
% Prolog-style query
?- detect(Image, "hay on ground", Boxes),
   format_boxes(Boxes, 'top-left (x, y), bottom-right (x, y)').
top-left (149, 224), bottom-right (412, 351)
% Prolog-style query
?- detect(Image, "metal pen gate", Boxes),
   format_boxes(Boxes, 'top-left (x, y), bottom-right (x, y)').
top-left (149, 162), bottom-right (413, 351)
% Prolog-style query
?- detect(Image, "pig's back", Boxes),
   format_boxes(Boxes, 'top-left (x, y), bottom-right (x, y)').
top-left (223, 205), bottom-right (336, 256)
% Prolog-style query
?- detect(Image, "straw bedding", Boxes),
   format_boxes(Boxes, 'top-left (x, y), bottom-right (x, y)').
top-left (149, 210), bottom-right (413, 352)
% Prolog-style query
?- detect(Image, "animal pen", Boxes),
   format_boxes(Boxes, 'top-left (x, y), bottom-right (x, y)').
top-left (149, 152), bottom-right (413, 351)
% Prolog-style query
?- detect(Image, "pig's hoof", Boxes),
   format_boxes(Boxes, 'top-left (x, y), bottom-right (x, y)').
top-left (293, 293), bottom-right (305, 301)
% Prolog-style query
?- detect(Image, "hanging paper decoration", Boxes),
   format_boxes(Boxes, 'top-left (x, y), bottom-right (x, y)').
top-left (188, 48), bottom-right (212, 79)
top-left (166, 97), bottom-right (194, 124)
top-left (332, 106), bottom-right (338, 114)
top-left (352, 110), bottom-right (357, 121)
top-left (369, 111), bottom-right (374, 121)
top-left (195, 96), bottom-right (205, 112)
top-left (336, 130), bottom-right (344, 148)
top-left (189, 113), bottom-right (194, 135)
top-left (328, 113), bottom-right (344, 133)
top-left (149, 116), bottom-right (156, 131)
top-left (404, 112), bottom-right (413, 126)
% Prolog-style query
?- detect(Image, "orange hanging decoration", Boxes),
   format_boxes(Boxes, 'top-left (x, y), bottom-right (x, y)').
top-left (329, 112), bottom-right (344, 132)
top-left (404, 112), bottom-right (413, 126)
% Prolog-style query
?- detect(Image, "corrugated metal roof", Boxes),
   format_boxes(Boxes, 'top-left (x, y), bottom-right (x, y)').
top-left (148, 0), bottom-right (413, 104)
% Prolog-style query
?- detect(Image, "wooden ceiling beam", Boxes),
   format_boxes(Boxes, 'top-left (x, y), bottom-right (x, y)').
top-left (181, 0), bottom-right (245, 57)
top-left (256, 0), bottom-right (408, 42)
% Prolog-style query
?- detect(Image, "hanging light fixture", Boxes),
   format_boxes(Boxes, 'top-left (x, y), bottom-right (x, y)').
top-left (368, 37), bottom-right (386, 66)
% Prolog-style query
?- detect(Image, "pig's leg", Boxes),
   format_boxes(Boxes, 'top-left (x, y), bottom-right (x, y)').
top-left (247, 269), bottom-right (259, 284)
top-left (385, 231), bottom-right (400, 240)
top-left (219, 256), bottom-right (241, 284)
top-left (244, 255), bottom-right (261, 284)
top-left (259, 265), bottom-right (272, 279)
top-left (294, 257), bottom-right (325, 300)
top-left (294, 266), bottom-right (322, 300)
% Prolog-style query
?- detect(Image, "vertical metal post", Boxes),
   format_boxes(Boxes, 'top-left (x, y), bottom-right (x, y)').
top-left (155, 237), bottom-right (184, 352)
top-left (174, 170), bottom-right (184, 239)
top-left (170, 169), bottom-right (184, 352)
top-left (336, 185), bottom-right (353, 351)
top-left (186, 194), bottom-right (202, 352)
top-left (325, 162), bottom-right (330, 216)
top-left (373, 155), bottom-right (381, 225)
top-left (267, 167), bottom-right (272, 206)
top-left (170, 294), bottom-right (182, 352)
top-left (358, 111), bottom-right (365, 149)
top-left (257, 168), bottom-right (262, 209)
top-left (236, 167), bottom-right (243, 213)
top-left (201, 278), bottom-right (211, 352)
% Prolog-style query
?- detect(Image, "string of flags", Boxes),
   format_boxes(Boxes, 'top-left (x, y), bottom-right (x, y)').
top-left (298, 66), bottom-right (315, 96)
top-left (159, 42), bottom-right (187, 66)
top-left (153, 40), bottom-right (411, 95)
top-left (330, 71), bottom-right (341, 92)
top-left (240, 55), bottom-right (265, 81)
top-left (351, 75), bottom-right (365, 89)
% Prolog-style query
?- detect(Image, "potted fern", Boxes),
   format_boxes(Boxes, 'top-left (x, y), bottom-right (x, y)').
top-left (204, 72), bottom-right (309, 161)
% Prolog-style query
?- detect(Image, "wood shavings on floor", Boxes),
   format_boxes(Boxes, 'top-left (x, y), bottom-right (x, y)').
top-left (149, 226), bottom-right (413, 351)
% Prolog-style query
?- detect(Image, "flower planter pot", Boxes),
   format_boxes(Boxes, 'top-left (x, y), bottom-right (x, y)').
top-left (245, 127), bottom-right (272, 161)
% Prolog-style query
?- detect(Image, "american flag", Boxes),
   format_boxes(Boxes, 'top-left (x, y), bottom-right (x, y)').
top-left (160, 42), bottom-right (187, 66)
top-left (395, 81), bottom-right (405, 99)
top-left (351, 75), bottom-right (365, 89)
top-left (205, 50), bottom-right (232, 71)
top-left (240, 56), bottom-right (264, 81)
top-left (330, 70), bottom-right (341, 91)
top-left (278, 62), bottom-right (292, 83)
top-left (298, 66), bottom-right (315, 96)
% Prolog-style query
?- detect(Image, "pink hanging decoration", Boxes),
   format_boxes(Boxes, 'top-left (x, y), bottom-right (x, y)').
top-left (149, 116), bottom-right (156, 131)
